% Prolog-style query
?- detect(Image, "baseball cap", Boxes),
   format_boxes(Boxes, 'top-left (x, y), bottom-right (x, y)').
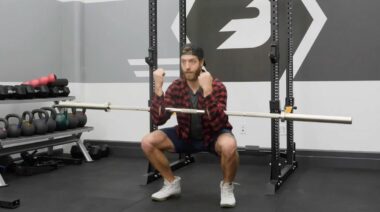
top-left (180, 43), bottom-right (204, 60)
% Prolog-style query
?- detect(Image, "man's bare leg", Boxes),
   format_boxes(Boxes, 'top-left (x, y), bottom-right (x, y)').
top-left (215, 133), bottom-right (239, 183)
top-left (141, 130), bottom-right (176, 182)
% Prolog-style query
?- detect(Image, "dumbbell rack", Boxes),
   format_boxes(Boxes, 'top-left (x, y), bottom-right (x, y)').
top-left (0, 96), bottom-right (94, 187)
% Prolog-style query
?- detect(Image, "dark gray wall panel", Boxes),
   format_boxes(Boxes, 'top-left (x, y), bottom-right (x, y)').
top-left (295, 0), bottom-right (380, 81)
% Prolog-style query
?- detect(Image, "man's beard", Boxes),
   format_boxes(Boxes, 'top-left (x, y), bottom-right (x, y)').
top-left (184, 68), bottom-right (201, 81)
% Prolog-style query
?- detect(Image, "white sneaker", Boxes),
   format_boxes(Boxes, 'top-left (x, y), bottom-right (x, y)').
top-left (151, 176), bottom-right (181, 201)
top-left (220, 181), bottom-right (236, 208)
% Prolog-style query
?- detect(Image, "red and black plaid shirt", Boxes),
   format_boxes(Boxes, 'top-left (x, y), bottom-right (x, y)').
top-left (150, 78), bottom-right (233, 145)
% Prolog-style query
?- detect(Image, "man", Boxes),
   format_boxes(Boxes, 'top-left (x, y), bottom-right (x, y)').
top-left (141, 44), bottom-right (239, 208)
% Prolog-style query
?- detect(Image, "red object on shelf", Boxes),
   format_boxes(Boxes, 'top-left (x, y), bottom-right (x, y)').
top-left (21, 73), bottom-right (57, 87)
top-left (38, 76), bottom-right (49, 85)
top-left (47, 73), bottom-right (56, 83)
top-left (30, 79), bottom-right (40, 87)
top-left (22, 81), bottom-right (31, 85)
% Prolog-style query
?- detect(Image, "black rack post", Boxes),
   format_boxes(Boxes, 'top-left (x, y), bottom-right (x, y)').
top-left (145, 0), bottom-right (158, 184)
top-left (179, 0), bottom-right (187, 54)
top-left (144, 0), bottom-right (194, 184)
top-left (266, 0), bottom-right (298, 194)
top-left (179, 0), bottom-right (186, 80)
top-left (285, 0), bottom-right (297, 170)
top-left (267, 0), bottom-right (282, 194)
top-left (178, 0), bottom-right (195, 164)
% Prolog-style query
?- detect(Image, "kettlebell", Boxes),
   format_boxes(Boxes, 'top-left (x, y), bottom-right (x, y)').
top-left (40, 107), bottom-right (57, 133)
top-left (70, 145), bottom-right (83, 159)
top-left (89, 145), bottom-right (103, 160)
top-left (100, 144), bottom-right (110, 157)
top-left (55, 108), bottom-right (68, 131)
top-left (73, 108), bottom-right (87, 128)
top-left (5, 114), bottom-right (22, 138)
top-left (32, 109), bottom-right (49, 135)
top-left (67, 108), bottom-right (79, 129)
top-left (0, 118), bottom-right (8, 139)
top-left (21, 111), bottom-right (35, 136)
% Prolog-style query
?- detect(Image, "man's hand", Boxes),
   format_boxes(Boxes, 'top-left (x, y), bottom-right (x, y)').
top-left (153, 68), bottom-right (165, 96)
top-left (198, 70), bottom-right (213, 97)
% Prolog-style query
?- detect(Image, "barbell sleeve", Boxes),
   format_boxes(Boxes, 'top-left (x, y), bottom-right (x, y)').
top-left (280, 113), bottom-right (352, 124)
top-left (54, 101), bottom-right (352, 124)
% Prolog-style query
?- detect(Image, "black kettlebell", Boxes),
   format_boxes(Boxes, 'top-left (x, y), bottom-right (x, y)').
top-left (55, 107), bottom-right (68, 131)
top-left (0, 118), bottom-right (8, 139)
top-left (67, 108), bottom-right (79, 129)
top-left (88, 145), bottom-right (102, 160)
top-left (32, 109), bottom-right (49, 135)
top-left (40, 107), bottom-right (57, 133)
top-left (5, 114), bottom-right (22, 138)
top-left (21, 111), bottom-right (35, 136)
top-left (73, 108), bottom-right (87, 128)
top-left (100, 144), bottom-right (110, 157)
top-left (70, 145), bottom-right (83, 159)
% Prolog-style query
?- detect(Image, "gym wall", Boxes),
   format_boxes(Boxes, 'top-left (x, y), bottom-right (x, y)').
top-left (0, 0), bottom-right (379, 152)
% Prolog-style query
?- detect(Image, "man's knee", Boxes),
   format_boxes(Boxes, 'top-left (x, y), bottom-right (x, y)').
top-left (141, 130), bottom-right (174, 153)
top-left (141, 133), bottom-right (156, 153)
top-left (216, 134), bottom-right (238, 157)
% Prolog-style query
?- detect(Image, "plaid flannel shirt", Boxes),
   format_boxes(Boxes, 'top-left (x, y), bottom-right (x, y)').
top-left (150, 78), bottom-right (233, 145)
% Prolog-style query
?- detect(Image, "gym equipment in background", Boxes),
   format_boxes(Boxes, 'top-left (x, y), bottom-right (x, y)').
top-left (5, 114), bottom-right (22, 138)
top-left (21, 111), bottom-right (35, 136)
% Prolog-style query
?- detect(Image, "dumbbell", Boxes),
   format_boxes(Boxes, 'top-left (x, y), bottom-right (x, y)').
top-left (49, 86), bottom-right (70, 97)
top-left (20, 85), bottom-right (35, 98)
top-left (22, 79), bottom-right (39, 88)
top-left (0, 86), bottom-right (6, 100)
top-left (34, 86), bottom-right (50, 98)
top-left (48, 79), bottom-right (68, 87)
top-left (14, 85), bottom-right (27, 99)
top-left (0, 86), bottom-right (16, 99)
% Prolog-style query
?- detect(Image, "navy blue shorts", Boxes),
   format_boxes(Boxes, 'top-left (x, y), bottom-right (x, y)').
top-left (160, 127), bottom-right (234, 154)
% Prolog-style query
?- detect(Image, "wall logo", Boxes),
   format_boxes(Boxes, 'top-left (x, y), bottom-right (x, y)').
top-left (217, 0), bottom-right (270, 49)
top-left (128, 0), bottom-right (327, 82)
top-left (186, 0), bottom-right (327, 82)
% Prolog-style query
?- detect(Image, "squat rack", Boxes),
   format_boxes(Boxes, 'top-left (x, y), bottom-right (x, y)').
top-left (144, 0), bottom-right (297, 193)
top-left (267, 0), bottom-right (297, 194)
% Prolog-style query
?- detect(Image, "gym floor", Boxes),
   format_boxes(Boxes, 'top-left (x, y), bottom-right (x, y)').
top-left (0, 150), bottom-right (379, 212)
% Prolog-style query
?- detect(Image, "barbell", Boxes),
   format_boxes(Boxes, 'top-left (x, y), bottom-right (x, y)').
top-left (54, 101), bottom-right (352, 124)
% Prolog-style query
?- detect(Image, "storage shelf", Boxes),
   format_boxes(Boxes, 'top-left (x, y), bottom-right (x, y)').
top-left (0, 96), bottom-right (94, 187)
top-left (0, 96), bottom-right (75, 104)
top-left (0, 127), bottom-right (94, 147)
